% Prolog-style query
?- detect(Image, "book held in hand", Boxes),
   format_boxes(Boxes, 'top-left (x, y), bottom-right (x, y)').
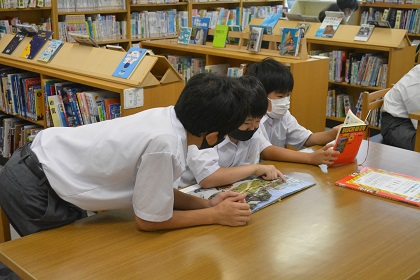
top-left (37, 39), bottom-right (64, 62)
top-left (354, 24), bottom-right (375, 42)
top-left (2, 32), bottom-right (27, 55)
top-left (19, 30), bottom-right (53, 59)
top-left (181, 176), bottom-right (315, 213)
top-left (315, 11), bottom-right (344, 38)
top-left (336, 166), bottom-right (420, 207)
top-left (328, 109), bottom-right (368, 166)
top-left (112, 47), bottom-right (147, 79)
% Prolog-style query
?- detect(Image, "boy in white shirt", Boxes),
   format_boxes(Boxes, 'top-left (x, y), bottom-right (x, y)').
top-left (0, 73), bottom-right (253, 237)
top-left (246, 58), bottom-right (341, 165)
top-left (381, 64), bottom-right (420, 151)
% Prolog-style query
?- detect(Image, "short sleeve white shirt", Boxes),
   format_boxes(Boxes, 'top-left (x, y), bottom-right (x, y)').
top-left (260, 111), bottom-right (312, 150)
top-left (382, 65), bottom-right (420, 129)
top-left (31, 106), bottom-right (187, 222)
top-left (179, 128), bottom-right (271, 187)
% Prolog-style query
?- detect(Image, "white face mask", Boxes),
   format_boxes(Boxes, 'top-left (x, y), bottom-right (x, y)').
top-left (268, 96), bottom-right (290, 119)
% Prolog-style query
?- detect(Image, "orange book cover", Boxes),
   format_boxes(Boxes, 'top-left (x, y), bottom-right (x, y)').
top-left (329, 110), bottom-right (368, 166)
top-left (103, 97), bottom-right (120, 120)
top-left (335, 166), bottom-right (420, 207)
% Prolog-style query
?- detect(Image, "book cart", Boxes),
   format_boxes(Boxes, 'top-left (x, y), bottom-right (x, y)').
top-left (0, 33), bottom-right (184, 129)
top-left (303, 23), bottom-right (416, 133)
top-left (142, 18), bottom-right (329, 133)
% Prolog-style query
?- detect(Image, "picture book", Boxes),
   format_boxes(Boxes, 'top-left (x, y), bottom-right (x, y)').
top-left (112, 47), bottom-right (147, 79)
top-left (328, 109), bottom-right (368, 166)
top-left (296, 22), bottom-right (311, 36)
top-left (15, 23), bottom-right (38, 35)
top-left (181, 176), bottom-right (315, 213)
top-left (177, 27), bottom-right (192, 45)
top-left (68, 33), bottom-right (100, 48)
top-left (335, 166), bottom-right (420, 207)
top-left (367, 20), bottom-right (391, 29)
top-left (212, 24), bottom-right (229, 48)
top-left (191, 17), bottom-right (210, 45)
top-left (315, 11), bottom-right (344, 38)
top-left (227, 25), bottom-right (241, 44)
top-left (19, 30), bottom-right (53, 59)
top-left (2, 32), bottom-right (27, 55)
top-left (354, 24), bottom-right (375, 42)
top-left (279, 28), bottom-right (302, 57)
top-left (260, 13), bottom-right (281, 35)
top-left (37, 39), bottom-right (64, 62)
top-left (247, 26), bottom-right (263, 52)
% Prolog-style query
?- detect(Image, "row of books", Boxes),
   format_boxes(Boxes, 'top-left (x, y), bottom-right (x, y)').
top-left (0, 114), bottom-right (43, 158)
top-left (59, 14), bottom-right (126, 43)
top-left (360, 8), bottom-right (420, 34)
top-left (312, 50), bottom-right (388, 88)
top-left (130, 0), bottom-right (180, 4)
top-left (0, 0), bottom-right (51, 8)
top-left (131, 10), bottom-right (185, 39)
top-left (44, 81), bottom-right (121, 127)
top-left (57, 0), bottom-right (125, 12)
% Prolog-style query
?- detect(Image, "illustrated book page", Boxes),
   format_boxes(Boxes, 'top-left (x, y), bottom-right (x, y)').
top-left (354, 24), bottom-right (375, 42)
top-left (279, 27), bottom-right (302, 57)
top-left (329, 109), bottom-right (368, 166)
top-left (37, 39), bottom-right (64, 62)
top-left (68, 33), bottom-right (100, 47)
top-left (177, 27), bottom-right (192, 45)
top-left (181, 176), bottom-right (315, 212)
top-left (335, 166), bottom-right (420, 207)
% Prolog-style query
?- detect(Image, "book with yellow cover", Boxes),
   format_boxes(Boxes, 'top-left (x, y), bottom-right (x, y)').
top-left (336, 166), bottom-right (420, 207)
top-left (19, 30), bottom-right (53, 59)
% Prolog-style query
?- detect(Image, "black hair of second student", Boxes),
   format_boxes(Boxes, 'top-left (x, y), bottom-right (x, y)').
top-left (318, 0), bottom-right (359, 22)
top-left (175, 73), bottom-right (250, 137)
top-left (245, 58), bottom-right (294, 96)
top-left (237, 75), bottom-right (268, 119)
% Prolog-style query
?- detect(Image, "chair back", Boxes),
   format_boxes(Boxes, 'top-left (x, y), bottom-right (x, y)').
top-left (0, 206), bottom-right (11, 243)
top-left (361, 88), bottom-right (390, 121)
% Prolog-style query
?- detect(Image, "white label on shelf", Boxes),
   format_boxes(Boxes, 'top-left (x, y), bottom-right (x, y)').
top-left (124, 88), bottom-right (144, 109)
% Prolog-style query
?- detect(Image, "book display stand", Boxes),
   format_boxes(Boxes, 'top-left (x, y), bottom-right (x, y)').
top-left (0, 33), bottom-right (184, 128)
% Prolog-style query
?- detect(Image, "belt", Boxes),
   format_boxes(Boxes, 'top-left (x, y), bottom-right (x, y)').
top-left (21, 144), bottom-right (45, 179)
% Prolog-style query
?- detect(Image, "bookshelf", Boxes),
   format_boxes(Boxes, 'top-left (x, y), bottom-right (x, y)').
top-left (357, 2), bottom-right (420, 39)
top-left (0, 33), bottom-right (183, 158)
top-left (304, 22), bottom-right (416, 132)
top-left (0, 0), bottom-right (285, 48)
top-left (141, 37), bottom-right (329, 134)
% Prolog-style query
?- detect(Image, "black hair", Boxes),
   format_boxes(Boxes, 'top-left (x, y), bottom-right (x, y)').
top-left (245, 58), bottom-right (294, 95)
top-left (175, 73), bottom-right (250, 137)
top-left (318, 0), bottom-right (359, 22)
top-left (237, 75), bottom-right (268, 119)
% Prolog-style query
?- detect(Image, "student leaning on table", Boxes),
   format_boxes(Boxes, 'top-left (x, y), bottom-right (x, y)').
top-left (381, 64), bottom-right (420, 151)
top-left (0, 73), bottom-right (254, 238)
top-left (246, 58), bottom-right (340, 166)
top-left (179, 76), bottom-right (338, 189)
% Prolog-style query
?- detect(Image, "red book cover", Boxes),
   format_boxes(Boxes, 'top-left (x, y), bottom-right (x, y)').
top-left (335, 166), bottom-right (420, 207)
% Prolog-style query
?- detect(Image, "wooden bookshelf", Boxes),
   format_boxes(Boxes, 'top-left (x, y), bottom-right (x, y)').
top-left (141, 37), bottom-right (329, 133)
top-left (0, 33), bottom-right (183, 158)
top-left (304, 22), bottom-right (416, 131)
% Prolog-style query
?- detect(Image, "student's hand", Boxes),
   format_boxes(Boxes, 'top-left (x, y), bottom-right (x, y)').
top-left (210, 192), bottom-right (251, 226)
top-left (310, 143), bottom-right (339, 165)
top-left (254, 164), bottom-right (286, 182)
top-left (209, 191), bottom-right (246, 206)
top-left (331, 124), bottom-right (342, 135)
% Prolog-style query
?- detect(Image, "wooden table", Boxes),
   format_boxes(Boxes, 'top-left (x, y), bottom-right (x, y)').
top-left (0, 141), bottom-right (419, 279)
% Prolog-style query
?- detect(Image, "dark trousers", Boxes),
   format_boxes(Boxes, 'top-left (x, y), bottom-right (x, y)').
top-left (381, 111), bottom-right (416, 151)
top-left (0, 143), bottom-right (87, 237)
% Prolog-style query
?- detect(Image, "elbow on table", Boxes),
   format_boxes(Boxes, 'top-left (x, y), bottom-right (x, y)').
top-left (135, 216), bottom-right (163, 232)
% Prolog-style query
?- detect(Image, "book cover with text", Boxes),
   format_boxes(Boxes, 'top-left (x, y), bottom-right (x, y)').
top-left (212, 24), bottom-right (229, 48)
top-left (37, 39), bottom-right (64, 62)
top-left (112, 47), bottom-right (147, 79)
top-left (336, 166), bottom-right (420, 207)
top-left (315, 12), bottom-right (343, 38)
top-left (177, 27), bottom-right (192, 45)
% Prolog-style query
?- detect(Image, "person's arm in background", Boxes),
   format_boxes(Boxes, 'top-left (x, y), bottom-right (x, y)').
top-left (304, 125), bottom-right (340, 146)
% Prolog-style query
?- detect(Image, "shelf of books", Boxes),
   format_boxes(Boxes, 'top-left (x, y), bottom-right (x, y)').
top-left (304, 22), bottom-right (416, 132)
top-left (358, 2), bottom-right (420, 39)
top-left (141, 27), bottom-right (330, 134)
top-left (0, 33), bottom-right (183, 159)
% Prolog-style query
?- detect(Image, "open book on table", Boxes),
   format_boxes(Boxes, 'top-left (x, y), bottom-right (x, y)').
top-left (328, 109), bottom-right (368, 166)
top-left (335, 166), bottom-right (420, 207)
top-left (181, 176), bottom-right (315, 212)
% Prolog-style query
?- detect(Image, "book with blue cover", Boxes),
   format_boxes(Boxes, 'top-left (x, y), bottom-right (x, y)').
top-left (190, 16), bottom-right (210, 45)
top-left (177, 27), bottom-right (192, 45)
top-left (19, 30), bottom-right (53, 59)
top-left (37, 39), bottom-right (64, 62)
top-left (279, 28), bottom-right (302, 57)
top-left (2, 32), bottom-right (27, 55)
top-left (260, 13), bottom-right (281, 35)
top-left (112, 47), bottom-right (147, 79)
